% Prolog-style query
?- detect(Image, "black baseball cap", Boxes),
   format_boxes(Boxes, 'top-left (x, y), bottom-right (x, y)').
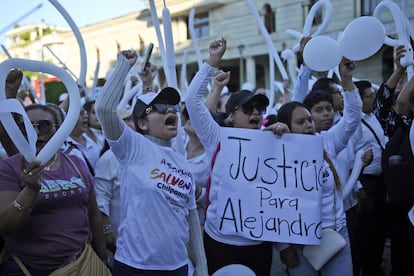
top-left (225, 90), bottom-right (269, 114)
top-left (133, 87), bottom-right (180, 119)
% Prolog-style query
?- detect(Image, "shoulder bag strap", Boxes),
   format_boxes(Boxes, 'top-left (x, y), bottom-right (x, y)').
top-left (361, 119), bottom-right (385, 151)
top-left (323, 151), bottom-right (341, 231)
top-left (64, 142), bottom-right (95, 175)
top-left (11, 255), bottom-right (31, 276)
top-left (63, 154), bottom-right (87, 187)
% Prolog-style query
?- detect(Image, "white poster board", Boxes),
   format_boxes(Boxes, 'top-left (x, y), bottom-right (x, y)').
top-left (214, 128), bottom-right (324, 244)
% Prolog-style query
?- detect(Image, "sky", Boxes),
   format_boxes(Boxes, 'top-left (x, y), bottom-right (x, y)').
top-left (0, 0), bottom-right (146, 45)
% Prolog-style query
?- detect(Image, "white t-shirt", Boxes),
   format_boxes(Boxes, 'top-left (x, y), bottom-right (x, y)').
top-left (109, 126), bottom-right (196, 270)
top-left (63, 134), bottom-right (101, 170)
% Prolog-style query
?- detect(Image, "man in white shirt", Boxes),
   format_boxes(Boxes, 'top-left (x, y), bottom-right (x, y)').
top-left (354, 80), bottom-right (389, 276)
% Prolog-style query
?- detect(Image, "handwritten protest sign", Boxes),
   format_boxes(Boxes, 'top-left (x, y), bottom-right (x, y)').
top-left (214, 128), bottom-right (324, 244)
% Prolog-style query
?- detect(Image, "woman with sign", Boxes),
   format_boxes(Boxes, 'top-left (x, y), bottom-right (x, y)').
top-left (272, 58), bottom-right (362, 275)
top-left (185, 38), bottom-right (277, 276)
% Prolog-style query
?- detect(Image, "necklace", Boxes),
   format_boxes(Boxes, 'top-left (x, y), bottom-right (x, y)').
top-left (44, 154), bottom-right (58, 171)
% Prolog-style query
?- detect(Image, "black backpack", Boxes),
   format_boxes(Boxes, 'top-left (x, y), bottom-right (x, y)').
top-left (381, 123), bottom-right (414, 203)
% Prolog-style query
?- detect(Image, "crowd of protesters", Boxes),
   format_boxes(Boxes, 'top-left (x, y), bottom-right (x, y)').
top-left (0, 36), bottom-right (413, 276)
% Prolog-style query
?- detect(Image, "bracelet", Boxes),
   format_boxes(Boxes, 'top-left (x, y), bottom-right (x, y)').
top-left (12, 200), bottom-right (24, 211)
top-left (343, 85), bottom-right (356, 92)
top-left (103, 224), bottom-right (113, 235)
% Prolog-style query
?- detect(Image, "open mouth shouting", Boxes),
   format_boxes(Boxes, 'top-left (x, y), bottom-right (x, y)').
top-left (164, 113), bottom-right (177, 129)
top-left (248, 116), bottom-right (262, 129)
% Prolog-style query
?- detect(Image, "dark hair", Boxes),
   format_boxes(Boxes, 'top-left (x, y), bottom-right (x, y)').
top-left (277, 101), bottom-right (308, 129)
top-left (183, 105), bottom-right (227, 127)
top-left (181, 106), bottom-right (189, 121)
top-left (303, 90), bottom-right (333, 110)
top-left (264, 114), bottom-right (277, 127)
top-left (25, 104), bottom-right (60, 126)
top-left (354, 80), bottom-right (372, 98)
top-left (46, 103), bottom-right (65, 127)
top-left (312, 77), bottom-right (336, 93)
top-left (83, 100), bottom-right (95, 113)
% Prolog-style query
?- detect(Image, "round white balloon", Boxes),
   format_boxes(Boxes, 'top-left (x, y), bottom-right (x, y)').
top-left (339, 16), bottom-right (385, 61)
top-left (303, 35), bottom-right (342, 72)
top-left (212, 264), bottom-right (255, 276)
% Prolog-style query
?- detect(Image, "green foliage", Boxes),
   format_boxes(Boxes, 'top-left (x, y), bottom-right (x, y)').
top-left (19, 31), bottom-right (31, 42)
top-left (45, 81), bottom-right (66, 104)
top-left (22, 71), bottom-right (40, 79)
top-left (43, 27), bottom-right (52, 35)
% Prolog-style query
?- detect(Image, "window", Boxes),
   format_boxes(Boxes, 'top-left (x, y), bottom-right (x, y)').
top-left (263, 4), bottom-right (275, 33)
top-left (361, 0), bottom-right (378, 16)
top-left (187, 12), bottom-right (209, 39)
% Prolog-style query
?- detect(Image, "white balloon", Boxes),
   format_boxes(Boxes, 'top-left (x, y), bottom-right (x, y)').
top-left (48, 0), bottom-right (87, 86)
top-left (373, 0), bottom-right (414, 74)
top-left (303, 36), bottom-right (342, 72)
top-left (0, 59), bottom-right (80, 165)
top-left (189, 8), bottom-right (203, 70)
top-left (286, 0), bottom-right (333, 53)
top-left (339, 16), bottom-right (385, 61)
top-left (342, 149), bottom-right (364, 199)
top-left (281, 49), bottom-right (295, 61)
top-left (302, 0), bottom-right (332, 37)
top-left (246, 0), bottom-right (288, 80)
top-left (0, 99), bottom-right (36, 162)
top-left (212, 264), bottom-right (255, 276)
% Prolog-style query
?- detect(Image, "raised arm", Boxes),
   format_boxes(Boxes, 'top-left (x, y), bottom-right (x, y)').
top-left (327, 58), bottom-right (362, 155)
top-left (205, 69), bottom-right (231, 111)
top-left (95, 51), bottom-right (137, 140)
top-left (292, 36), bottom-right (312, 102)
top-left (185, 38), bottom-right (227, 153)
top-left (385, 45), bottom-right (407, 90)
top-left (395, 75), bottom-right (414, 116)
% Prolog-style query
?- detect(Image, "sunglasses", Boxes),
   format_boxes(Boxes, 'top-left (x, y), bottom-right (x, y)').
top-left (236, 102), bottom-right (266, 115)
top-left (30, 120), bottom-right (57, 134)
top-left (145, 103), bottom-right (180, 115)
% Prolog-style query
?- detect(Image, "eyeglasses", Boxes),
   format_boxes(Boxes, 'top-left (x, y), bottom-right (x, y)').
top-left (31, 120), bottom-right (57, 134)
top-left (235, 102), bottom-right (266, 115)
top-left (145, 103), bottom-right (180, 115)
